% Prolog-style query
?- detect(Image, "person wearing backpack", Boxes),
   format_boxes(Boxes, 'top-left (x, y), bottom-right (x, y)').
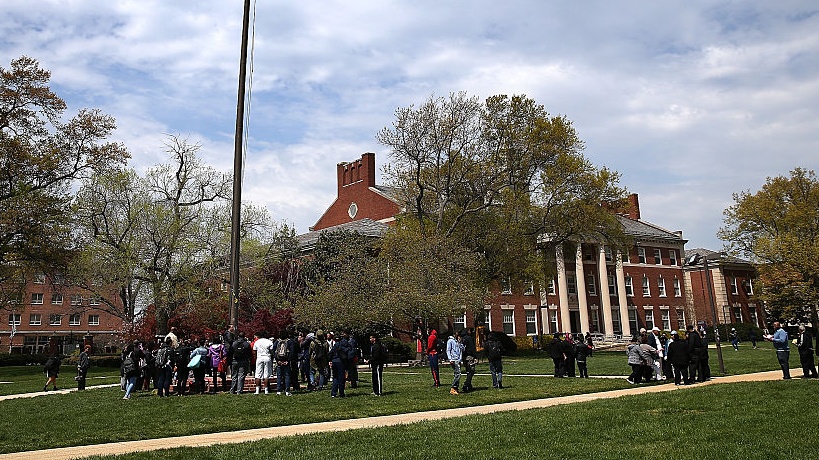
top-left (174, 338), bottom-right (194, 396)
top-left (310, 330), bottom-right (330, 390)
top-left (122, 341), bottom-right (143, 400)
top-left (155, 337), bottom-right (174, 396)
top-left (274, 330), bottom-right (294, 396)
top-left (76, 344), bottom-right (91, 390)
top-left (484, 335), bottom-right (504, 389)
top-left (229, 331), bottom-right (250, 394)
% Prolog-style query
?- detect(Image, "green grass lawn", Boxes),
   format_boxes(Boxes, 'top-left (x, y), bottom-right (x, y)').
top-left (84, 379), bottom-right (815, 460)
top-left (0, 366), bottom-right (121, 395)
top-left (0, 343), bottom-right (803, 455)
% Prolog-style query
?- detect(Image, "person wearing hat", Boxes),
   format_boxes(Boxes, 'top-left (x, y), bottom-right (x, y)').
top-left (666, 330), bottom-right (690, 385)
top-left (729, 327), bottom-right (739, 351)
top-left (647, 327), bottom-right (665, 381)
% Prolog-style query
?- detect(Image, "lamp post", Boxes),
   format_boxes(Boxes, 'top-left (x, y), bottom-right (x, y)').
top-left (694, 253), bottom-right (726, 375)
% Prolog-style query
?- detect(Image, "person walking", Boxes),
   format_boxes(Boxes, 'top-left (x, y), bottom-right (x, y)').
top-left (426, 328), bottom-right (441, 388)
top-left (796, 325), bottom-right (817, 378)
top-left (484, 334), bottom-right (504, 388)
top-left (368, 335), bottom-right (387, 396)
top-left (460, 329), bottom-right (477, 392)
top-left (76, 345), bottom-right (91, 390)
top-left (446, 332), bottom-right (464, 395)
top-left (43, 353), bottom-right (61, 391)
top-left (729, 328), bottom-right (739, 351)
top-left (765, 321), bottom-right (791, 380)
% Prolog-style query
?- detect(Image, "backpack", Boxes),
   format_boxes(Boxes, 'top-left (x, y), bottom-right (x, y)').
top-left (485, 340), bottom-right (502, 360)
top-left (122, 353), bottom-right (137, 375)
top-left (435, 337), bottom-right (445, 355)
top-left (311, 341), bottom-right (328, 362)
top-left (233, 339), bottom-right (249, 360)
top-left (155, 347), bottom-right (172, 369)
top-left (275, 340), bottom-right (288, 361)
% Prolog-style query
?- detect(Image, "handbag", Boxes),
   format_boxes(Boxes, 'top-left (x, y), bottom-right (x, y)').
top-left (188, 353), bottom-right (202, 369)
top-left (217, 358), bottom-right (227, 373)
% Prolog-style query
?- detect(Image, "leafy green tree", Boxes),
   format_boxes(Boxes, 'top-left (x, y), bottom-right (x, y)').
top-left (0, 56), bottom-right (128, 298)
top-left (719, 167), bottom-right (819, 327)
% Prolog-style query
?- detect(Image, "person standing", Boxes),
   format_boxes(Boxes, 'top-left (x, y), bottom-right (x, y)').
top-left (165, 326), bottom-right (179, 349)
top-left (685, 325), bottom-right (702, 383)
top-left (749, 328), bottom-right (758, 349)
top-left (460, 329), bottom-right (477, 392)
top-left (765, 321), bottom-right (791, 380)
top-left (207, 336), bottom-right (227, 393)
top-left (548, 334), bottom-right (565, 377)
top-left (189, 339), bottom-right (209, 394)
top-left (575, 337), bottom-right (592, 378)
top-left (647, 327), bottom-right (665, 380)
top-left (484, 334), bottom-right (504, 388)
top-left (274, 331), bottom-right (294, 396)
top-left (729, 328), bottom-right (739, 351)
top-left (369, 335), bottom-right (387, 396)
top-left (796, 325), bottom-right (817, 378)
top-left (446, 332), bottom-right (464, 395)
top-left (174, 338), bottom-right (193, 396)
top-left (229, 331), bottom-right (250, 394)
top-left (76, 345), bottom-right (91, 390)
top-left (253, 331), bottom-right (274, 395)
top-left (154, 337), bottom-right (173, 397)
top-left (626, 337), bottom-right (644, 384)
top-left (666, 330), bottom-right (690, 385)
top-left (562, 333), bottom-right (577, 377)
top-left (310, 330), bottom-right (330, 390)
top-left (329, 332), bottom-right (350, 398)
top-left (345, 332), bottom-right (360, 389)
top-left (426, 328), bottom-right (441, 388)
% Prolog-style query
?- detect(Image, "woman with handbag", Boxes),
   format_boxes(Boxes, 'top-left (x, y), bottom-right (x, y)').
top-left (189, 339), bottom-right (209, 394)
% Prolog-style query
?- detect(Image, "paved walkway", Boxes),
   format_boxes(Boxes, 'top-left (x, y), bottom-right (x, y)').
top-left (0, 369), bottom-right (793, 460)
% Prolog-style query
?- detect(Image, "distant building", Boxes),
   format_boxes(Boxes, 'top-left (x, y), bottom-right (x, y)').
top-left (306, 153), bottom-right (692, 338)
top-left (683, 248), bottom-right (763, 328)
top-left (2, 272), bottom-right (123, 354)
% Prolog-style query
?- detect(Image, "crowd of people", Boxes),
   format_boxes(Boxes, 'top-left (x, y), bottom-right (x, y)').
top-left (625, 325), bottom-right (713, 385)
top-left (118, 326), bottom-right (389, 399)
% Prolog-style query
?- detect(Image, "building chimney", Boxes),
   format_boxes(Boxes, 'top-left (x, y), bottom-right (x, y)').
top-left (337, 152), bottom-right (376, 193)
top-left (628, 193), bottom-right (641, 220)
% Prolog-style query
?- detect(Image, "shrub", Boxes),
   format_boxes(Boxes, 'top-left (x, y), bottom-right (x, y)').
top-left (0, 353), bottom-right (49, 366)
top-left (381, 336), bottom-right (413, 363)
top-left (706, 323), bottom-right (763, 343)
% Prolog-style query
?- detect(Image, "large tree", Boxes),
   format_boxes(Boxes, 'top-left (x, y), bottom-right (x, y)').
top-left (0, 56), bottom-right (128, 299)
top-left (719, 167), bottom-right (819, 327)
top-left (377, 92), bottom-right (628, 289)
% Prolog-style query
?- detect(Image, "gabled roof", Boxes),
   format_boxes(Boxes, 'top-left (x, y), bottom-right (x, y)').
top-left (684, 248), bottom-right (752, 266)
top-left (617, 215), bottom-right (686, 243)
top-left (371, 185), bottom-right (401, 204)
top-left (296, 218), bottom-right (389, 251)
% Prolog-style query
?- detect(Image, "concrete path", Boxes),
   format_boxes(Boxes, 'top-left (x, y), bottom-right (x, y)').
top-left (0, 369), bottom-right (794, 460)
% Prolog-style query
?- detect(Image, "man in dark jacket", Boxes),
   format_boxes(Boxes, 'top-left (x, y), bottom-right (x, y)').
top-left (666, 330), bottom-right (690, 385)
top-left (175, 339), bottom-right (194, 396)
top-left (76, 344), bottom-right (91, 390)
top-left (369, 335), bottom-right (387, 396)
top-left (460, 329), bottom-right (477, 392)
top-left (796, 325), bottom-right (817, 378)
top-left (575, 339), bottom-right (592, 378)
top-left (561, 334), bottom-right (577, 377)
top-left (685, 325), bottom-right (702, 383)
top-left (229, 332), bottom-right (250, 394)
top-left (548, 334), bottom-right (565, 377)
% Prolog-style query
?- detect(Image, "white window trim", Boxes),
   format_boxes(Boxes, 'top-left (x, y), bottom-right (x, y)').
top-left (29, 313), bottom-right (41, 326)
top-left (31, 293), bottom-right (44, 305)
top-left (673, 278), bottom-right (682, 297)
top-left (51, 293), bottom-right (63, 305)
top-left (625, 276), bottom-right (634, 297)
top-left (637, 247), bottom-right (646, 264)
top-left (642, 275), bottom-right (651, 297)
top-left (49, 315), bottom-right (62, 326)
top-left (658, 277), bottom-right (667, 297)
top-left (654, 249), bottom-right (662, 265)
top-left (502, 310), bottom-right (516, 336)
top-left (69, 314), bottom-right (81, 326)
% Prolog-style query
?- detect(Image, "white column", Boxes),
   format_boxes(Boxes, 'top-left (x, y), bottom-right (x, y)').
top-left (555, 245), bottom-right (571, 333)
top-left (615, 253), bottom-right (631, 338)
top-left (598, 245), bottom-right (614, 335)
top-left (575, 243), bottom-right (590, 334)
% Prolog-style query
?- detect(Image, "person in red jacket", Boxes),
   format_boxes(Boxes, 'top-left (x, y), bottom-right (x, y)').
top-left (427, 328), bottom-right (441, 387)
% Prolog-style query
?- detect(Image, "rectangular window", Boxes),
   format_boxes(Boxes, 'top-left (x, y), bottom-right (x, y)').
top-left (8, 313), bottom-right (21, 326)
top-left (587, 274), bottom-right (597, 296)
top-left (642, 275), bottom-right (651, 297)
top-left (454, 313), bottom-right (466, 331)
top-left (621, 251), bottom-right (630, 263)
top-left (51, 293), bottom-right (63, 305)
top-left (625, 276), bottom-right (634, 296)
top-left (654, 249), bottom-right (662, 264)
top-left (645, 310), bottom-right (655, 330)
top-left (88, 314), bottom-right (100, 326)
top-left (31, 293), bottom-right (44, 305)
top-left (501, 278), bottom-right (512, 295)
top-left (29, 313), bottom-right (41, 326)
top-left (590, 309), bottom-right (600, 333)
top-left (608, 274), bottom-right (617, 296)
top-left (669, 250), bottom-right (678, 266)
top-left (547, 279), bottom-right (556, 295)
top-left (637, 247), bottom-right (646, 264)
top-left (567, 275), bottom-right (577, 295)
top-left (89, 295), bottom-right (101, 306)
top-left (730, 278), bottom-right (739, 295)
top-left (628, 309), bottom-right (639, 333)
top-left (69, 314), bottom-right (81, 326)
top-left (749, 307), bottom-right (758, 327)
top-left (604, 246), bottom-right (613, 262)
top-left (33, 273), bottom-right (46, 284)
top-left (676, 308), bottom-right (687, 330)
top-left (524, 281), bottom-right (535, 296)
top-left (673, 279), bottom-right (682, 297)
top-left (744, 279), bottom-right (754, 295)
top-left (525, 311), bottom-right (537, 335)
top-left (70, 295), bottom-right (82, 306)
top-left (721, 306), bottom-right (731, 324)
top-left (52, 273), bottom-right (65, 285)
top-left (661, 310), bottom-right (671, 330)
top-left (611, 308), bottom-right (622, 334)
top-left (733, 307), bottom-right (743, 323)
top-left (49, 314), bottom-right (62, 326)
top-left (657, 277), bottom-right (666, 297)
top-left (549, 310), bottom-right (559, 334)
top-left (502, 311), bottom-right (514, 335)
top-left (220, 282), bottom-right (229, 292)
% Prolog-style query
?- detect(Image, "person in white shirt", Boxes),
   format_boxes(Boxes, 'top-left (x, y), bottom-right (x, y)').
top-left (252, 331), bottom-right (274, 394)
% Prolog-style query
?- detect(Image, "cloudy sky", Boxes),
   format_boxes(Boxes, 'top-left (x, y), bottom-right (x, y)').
top-left (3, 1), bottom-right (818, 250)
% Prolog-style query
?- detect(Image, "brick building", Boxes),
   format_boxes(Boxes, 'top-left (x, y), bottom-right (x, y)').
top-left (2, 273), bottom-right (123, 354)
top-left (307, 153), bottom-right (692, 339)
top-left (683, 248), bottom-right (763, 328)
